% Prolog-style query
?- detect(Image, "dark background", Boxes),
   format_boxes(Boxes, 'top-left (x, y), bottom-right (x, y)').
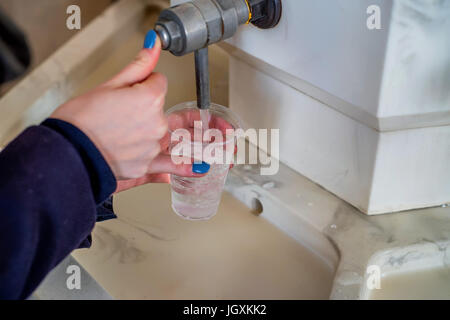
top-left (0, 0), bottom-right (114, 96)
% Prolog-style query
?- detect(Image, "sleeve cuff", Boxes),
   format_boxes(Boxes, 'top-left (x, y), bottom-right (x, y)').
top-left (41, 118), bottom-right (117, 205)
top-left (97, 196), bottom-right (117, 222)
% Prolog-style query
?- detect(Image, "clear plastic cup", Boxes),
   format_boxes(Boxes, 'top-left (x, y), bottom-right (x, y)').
top-left (166, 102), bottom-right (242, 220)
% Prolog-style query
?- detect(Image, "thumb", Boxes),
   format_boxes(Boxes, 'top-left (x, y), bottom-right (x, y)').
top-left (105, 30), bottom-right (161, 88)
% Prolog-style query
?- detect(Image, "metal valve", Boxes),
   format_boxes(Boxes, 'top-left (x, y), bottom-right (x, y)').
top-left (154, 0), bottom-right (282, 109)
top-left (155, 0), bottom-right (282, 56)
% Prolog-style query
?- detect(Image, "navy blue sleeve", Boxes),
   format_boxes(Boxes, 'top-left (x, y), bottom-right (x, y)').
top-left (0, 119), bottom-right (117, 299)
top-left (41, 119), bottom-right (116, 205)
top-left (42, 119), bottom-right (118, 222)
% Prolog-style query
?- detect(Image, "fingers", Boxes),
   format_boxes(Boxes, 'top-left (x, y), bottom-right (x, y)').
top-left (211, 116), bottom-right (234, 133)
top-left (127, 72), bottom-right (167, 108)
top-left (105, 37), bottom-right (161, 88)
top-left (116, 71), bottom-right (167, 118)
top-left (159, 132), bottom-right (171, 153)
top-left (147, 173), bottom-right (171, 184)
top-left (147, 154), bottom-right (207, 177)
top-left (136, 71), bottom-right (168, 97)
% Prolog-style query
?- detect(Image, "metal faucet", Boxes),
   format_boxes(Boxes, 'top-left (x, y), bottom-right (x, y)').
top-left (154, 0), bottom-right (282, 109)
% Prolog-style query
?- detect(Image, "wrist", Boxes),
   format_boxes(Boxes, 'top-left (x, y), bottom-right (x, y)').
top-left (41, 118), bottom-right (117, 204)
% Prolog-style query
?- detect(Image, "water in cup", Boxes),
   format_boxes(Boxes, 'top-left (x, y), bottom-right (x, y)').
top-left (166, 102), bottom-right (242, 220)
top-left (171, 163), bottom-right (230, 220)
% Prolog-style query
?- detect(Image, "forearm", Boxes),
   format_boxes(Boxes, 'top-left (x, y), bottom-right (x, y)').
top-left (0, 121), bottom-right (116, 299)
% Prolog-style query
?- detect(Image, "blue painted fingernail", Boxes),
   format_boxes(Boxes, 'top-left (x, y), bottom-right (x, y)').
top-left (192, 161), bottom-right (210, 174)
top-left (144, 30), bottom-right (157, 49)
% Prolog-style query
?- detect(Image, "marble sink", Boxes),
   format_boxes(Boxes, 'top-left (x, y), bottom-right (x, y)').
top-left (71, 184), bottom-right (337, 299)
top-left (361, 241), bottom-right (450, 300)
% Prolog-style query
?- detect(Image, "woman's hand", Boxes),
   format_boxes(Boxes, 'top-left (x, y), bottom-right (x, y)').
top-left (51, 34), bottom-right (205, 184)
top-left (52, 37), bottom-right (166, 180)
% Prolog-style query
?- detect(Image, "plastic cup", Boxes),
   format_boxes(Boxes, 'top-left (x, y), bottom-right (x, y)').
top-left (165, 102), bottom-right (242, 220)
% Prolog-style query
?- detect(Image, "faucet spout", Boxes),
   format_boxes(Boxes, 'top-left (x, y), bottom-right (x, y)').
top-left (194, 47), bottom-right (211, 110)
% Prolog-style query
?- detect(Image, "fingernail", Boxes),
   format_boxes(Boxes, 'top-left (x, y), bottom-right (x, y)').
top-left (144, 30), bottom-right (157, 49)
top-left (192, 161), bottom-right (210, 174)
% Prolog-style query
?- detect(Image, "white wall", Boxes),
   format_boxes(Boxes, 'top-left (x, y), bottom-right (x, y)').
top-left (227, 0), bottom-right (450, 214)
top-left (379, 0), bottom-right (450, 119)
top-left (228, 0), bottom-right (392, 117)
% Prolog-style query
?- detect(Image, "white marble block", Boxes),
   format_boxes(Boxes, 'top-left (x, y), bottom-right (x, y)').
top-left (225, 0), bottom-right (450, 214)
